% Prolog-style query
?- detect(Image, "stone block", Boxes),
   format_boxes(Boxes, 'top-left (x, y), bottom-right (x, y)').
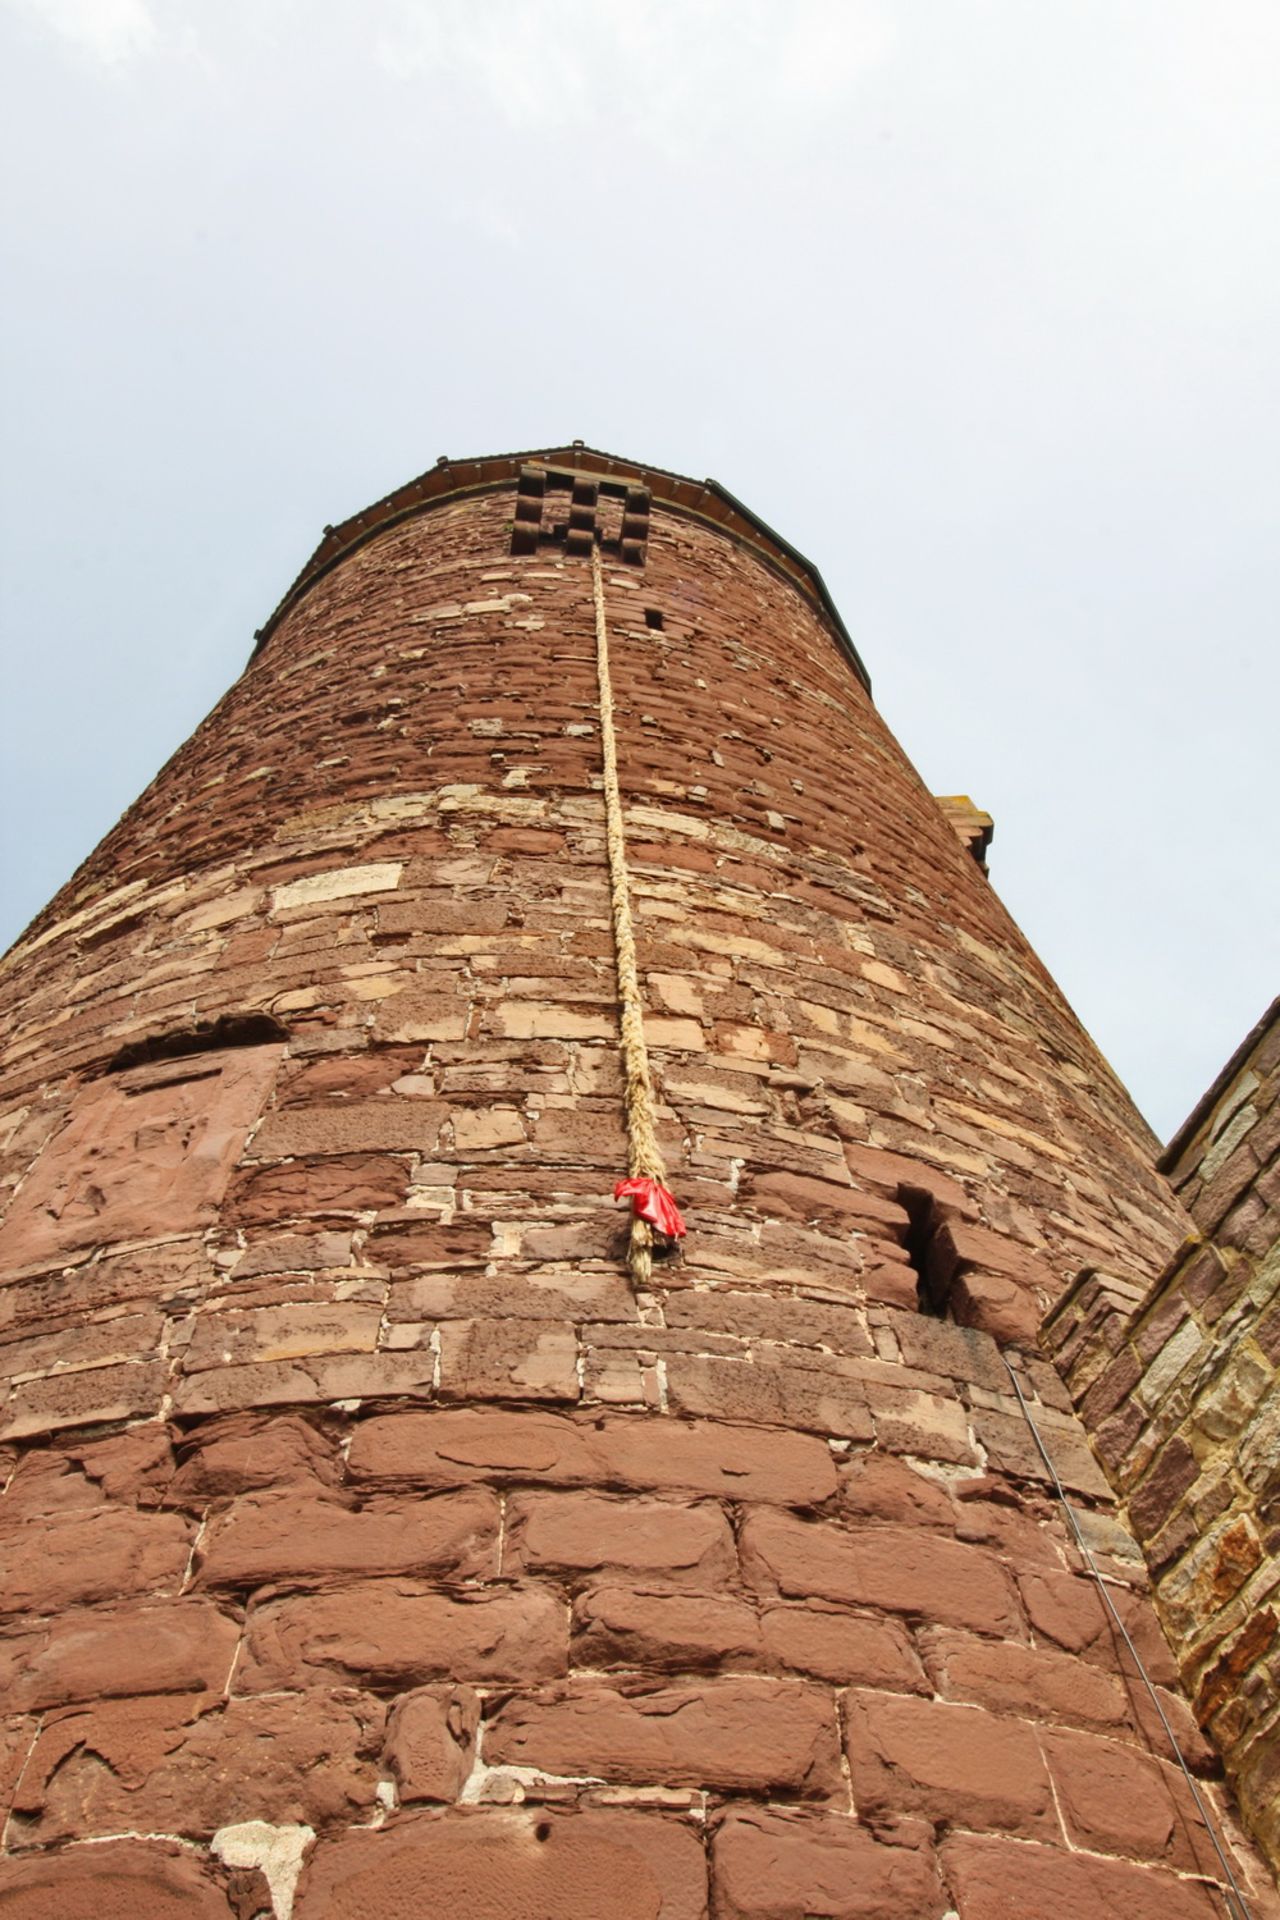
top-left (291, 1807), bottom-right (707, 1919)
top-left (941, 1833), bottom-right (1225, 1920)
top-left (919, 1626), bottom-right (1126, 1733)
top-left (748, 1170), bottom-right (909, 1236)
top-left (240, 1580), bottom-right (567, 1690)
top-left (437, 1318), bottom-right (579, 1402)
top-left (839, 1451), bottom-right (955, 1528)
top-left (485, 1675), bottom-right (842, 1797)
top-left (0, 1838), bottom-right (243, 1919)
top-left (384, 1685), bottom-right (480, 1802)
top-left (572, 1585), bottom-right (762, 1671)
top-left (168, 1348), bottom-right (437, 1415)
top-left (665, 1353), bottom-right (874, 1441)
top-left (0, 1506), bottom-right (194, 1616)
top-left (247, 1098), bottom-right (445, 1158)
top-left (197, 1487), bottom-right (499, 1589)
top-left (345, 1408), bottom-right (838, 1505)
top-left (0, 1359), bottom-right (169, 1440)
top-left (451, 1105), bottom-right (527, 1150)
top-left (1041, 1726), bottom-right (1219, 1872)
top-left (0, 1046), bottom-right (280, 1266)
top-left (844, 1688), bottom-right (1054, 1837)
top-left (272, 862), bottom-right (402, 910)
top-left (10, 1689), bottom-right (383, 1842)
top-left (864, 1383), bottom-right (976, 1464)
top-left (0, 1597), bottom-right (239, 1712)
top-left (739, 1511), bottom-right (1023, 1637)
top-left (1017, 1568), bottom-right (1179, 1683)
top-left (180, 1302), bottom-right (381, 1372)
top-left (223, 1151), bottom-right (411, 1222)
top-left (1128, 1433), bottom-right (1200, 1541)
top-left (375, 984), bottom-right (470, 1042)
top-left (711, 1806), bottom-right (946, 1920)
top-left (165, 1412), bottom-right (342, 1502)
top-left (505, 1491), bottom-right (735, 1586)
top-left (662, 1288), bottom-right (873, 1356)
top-left (761, 1604), bottom-right (927, 1690)
top-left (493, 1003), bottom-right (616, 1040)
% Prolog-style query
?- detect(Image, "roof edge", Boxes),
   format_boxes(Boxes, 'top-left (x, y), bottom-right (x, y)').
top-left (249, 444), bottom-right (871, 694)
top-left (1158, 994), bottom-right (1280, 1170)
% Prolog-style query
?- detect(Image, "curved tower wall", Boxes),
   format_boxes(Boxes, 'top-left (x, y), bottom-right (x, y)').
top-left (0, 451), bottom-right (1269, 1918)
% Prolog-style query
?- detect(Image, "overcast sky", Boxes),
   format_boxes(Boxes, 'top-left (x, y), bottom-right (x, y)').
top-left (1, 0), bottom-right (1276, 1143)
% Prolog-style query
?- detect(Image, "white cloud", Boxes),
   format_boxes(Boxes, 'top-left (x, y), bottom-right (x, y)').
top-left (3, 0), bottom-right (156, 62)
top-left (374, 0), bottom-right (893, 153)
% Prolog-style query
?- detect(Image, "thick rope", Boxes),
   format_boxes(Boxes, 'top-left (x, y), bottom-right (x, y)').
top-left (591, 542), bottom-right (668, 1288)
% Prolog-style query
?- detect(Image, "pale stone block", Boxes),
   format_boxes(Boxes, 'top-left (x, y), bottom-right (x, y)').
top-left (453, 1108), bottom-right (527, 1152)
top-left (493, 1004), bottom-right (615, 1040)
top-left (272, 863), bottom-right (403, 911)
top-left (646, 1018), bottom-right (705, 1050)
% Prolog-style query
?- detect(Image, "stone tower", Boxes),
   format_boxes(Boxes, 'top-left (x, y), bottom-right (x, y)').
top-left (0, 447), bottom-right (1272, 1918)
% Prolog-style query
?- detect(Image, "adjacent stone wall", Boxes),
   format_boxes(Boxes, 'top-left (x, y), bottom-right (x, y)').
top-left (1048, 998), bottom-right (1280, 1876)
top-left (1, 459), bottom-right (1273, 1917)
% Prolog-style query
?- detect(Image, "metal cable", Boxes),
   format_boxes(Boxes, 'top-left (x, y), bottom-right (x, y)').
top-left (1002, 1352), bottom-right (1253, 1920)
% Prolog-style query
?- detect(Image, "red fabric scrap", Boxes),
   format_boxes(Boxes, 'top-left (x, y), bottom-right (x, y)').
top-left (614, 1175), bottom-right (687, 1240)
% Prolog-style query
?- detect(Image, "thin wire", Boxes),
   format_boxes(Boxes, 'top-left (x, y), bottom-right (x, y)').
top-left (1002, 1353), bottom-right (1253, 1920)
top-left (591, 541), bottom-right (667, 1289)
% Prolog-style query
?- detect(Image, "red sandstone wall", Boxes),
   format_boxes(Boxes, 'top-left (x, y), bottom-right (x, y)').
top-left (0, 471), bottom-right (1271, 1917)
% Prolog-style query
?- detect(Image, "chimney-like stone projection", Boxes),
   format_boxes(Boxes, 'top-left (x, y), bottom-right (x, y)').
top-left (0, 448), bottom-right (1273, 1918)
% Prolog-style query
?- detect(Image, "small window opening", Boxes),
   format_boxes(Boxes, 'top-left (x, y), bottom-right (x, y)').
top-left (900, 1187), bottom-right (942, 1314)
top-left (107, 1012), bottom-right (287, 1073)
top-left (644, 608), bottom-right (665, 631)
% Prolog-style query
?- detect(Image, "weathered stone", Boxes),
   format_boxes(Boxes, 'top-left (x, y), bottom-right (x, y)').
top-left (1018, 1568), bottom-right (1179, 1683)
top-left (292, 1808), bottom-right (707, 1919)
top-left (711, 1805), bottom-right (946, 1919)
top-left (240, 1580), bottom-right (567, 1689)
top-left (761, 1604), bottom-right (927, 1690)
top-left (166, 1412), bottom-right (342, 1502)
top-left (10, 1690), bottom-right (383, 1842)
top-left (839, 1451), bottom-right (955, 1528)
top-left (437, 1317), bottom-right (580, 1402)
top-left (0, 1597), bottom-right (239, 1711)
top-left (247, 1098), bottom-right (446, 1158)
top-left (384, 1685), bottom-right (479, 1802)
top-left (0, 1506), bottom-right (194, 1615)
top-left (941, 1833), bottom-right (1226, 1920)
top-left (346, 1408), bottom-right (838, 1505)
top-left (375, 984), bottom-right (469, 1042)
top-left (1128, 1433), bottom-right (1200, 1541)
top-left (665, 1352), bottom-right (874, 1440)
top-left (919, 1626), bottom-right (1126, 1732)
top-left (0, 1046), bottom-right (280, 1266)
top-left (0, 1838), bottom-right (242, 1918)
top-left (1041, 1726), bottom-right (1218, 1872)
top-left (0, 1358), bottom-right (169, 1439)
top-left (844, 1688), bottom-right (1054, 1837)
top-left (506, 1491), bottom-right (735, 1585)
top-left (225, 1151), bottom-right (409, 1223)
top-left (740, 1510), bottom-right (1023, 1636)
top-left (197, 1488), bottom-right (499, 1589)
top-left (273, 862), bottom-right (401, 909)
top-left (573, 1585), bottom-right (762, 1671)
top-left (485, 1676), bottom-right (842, 1797)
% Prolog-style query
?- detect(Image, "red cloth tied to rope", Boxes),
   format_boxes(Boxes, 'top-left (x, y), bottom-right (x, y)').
top-left (614, 1175), bottom-right (686, 1240)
